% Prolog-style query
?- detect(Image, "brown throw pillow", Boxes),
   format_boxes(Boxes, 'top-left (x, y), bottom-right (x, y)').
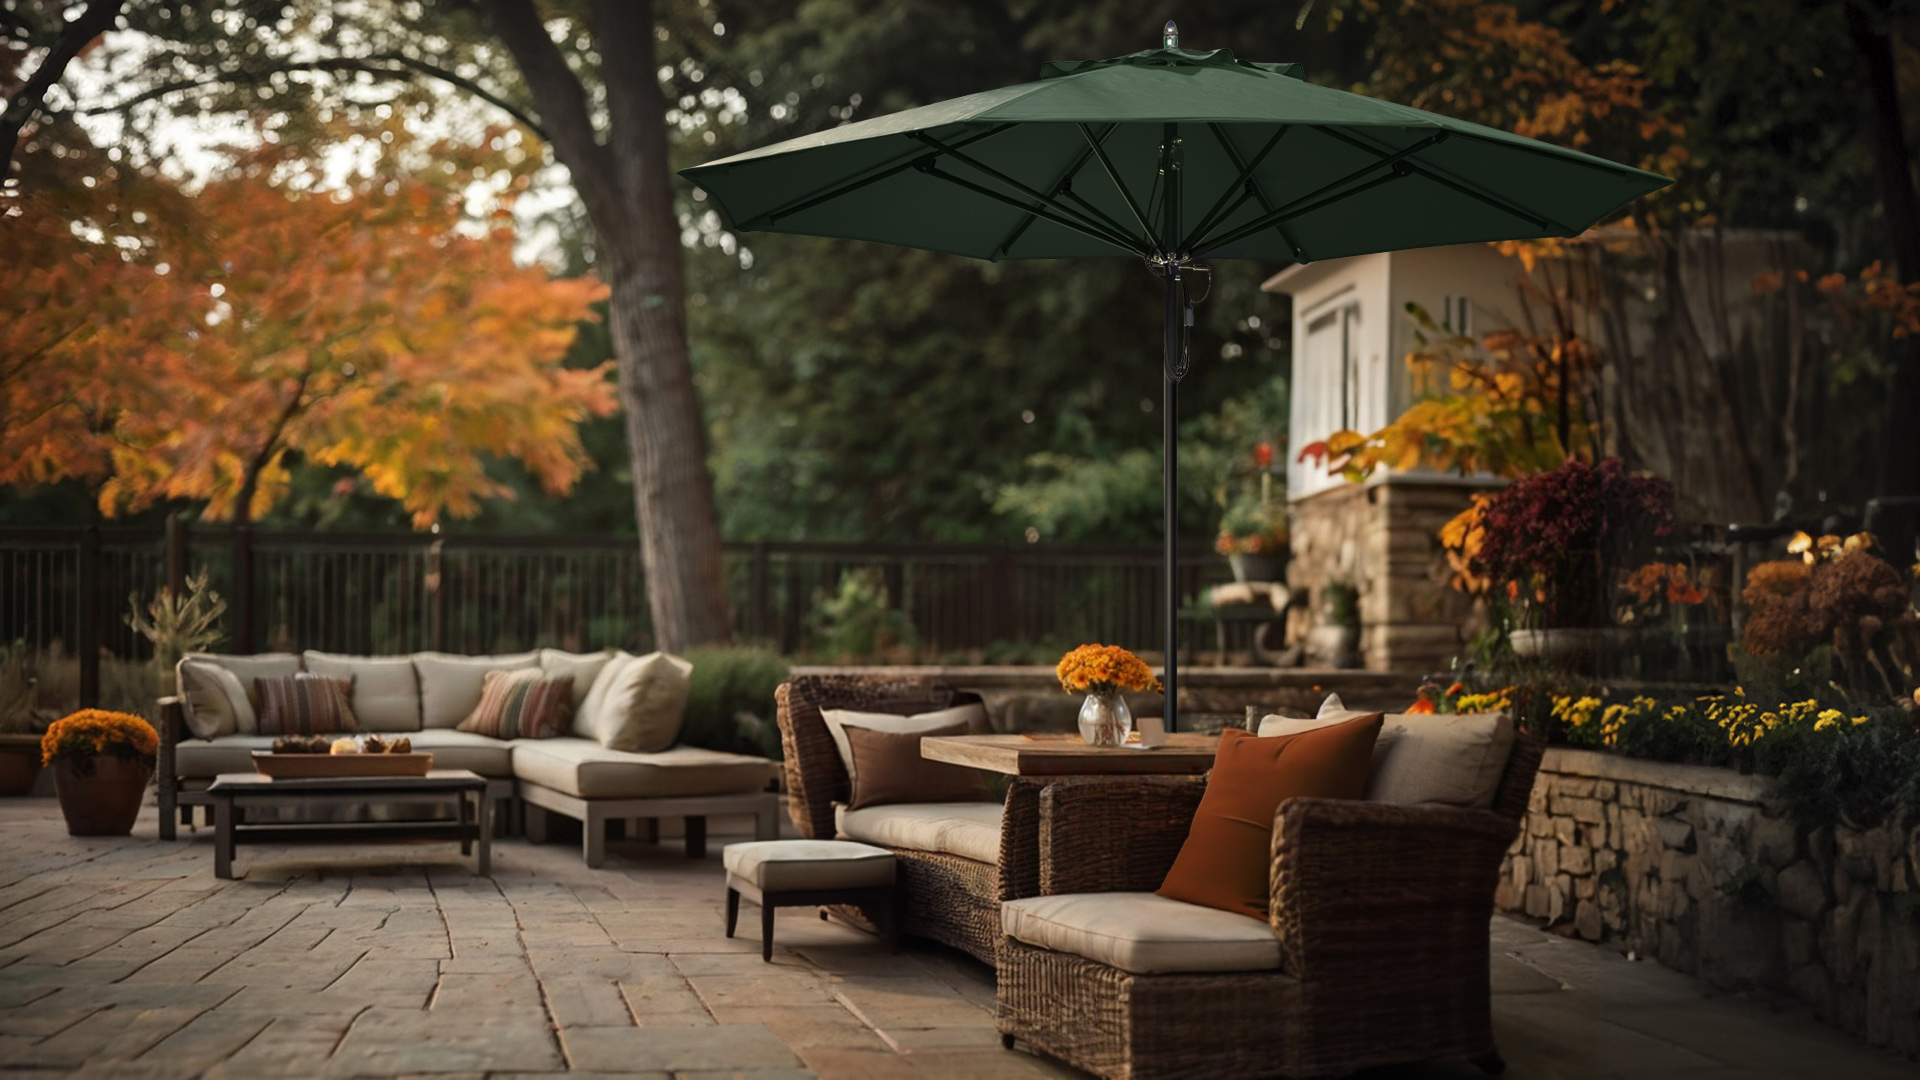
top-left (457, 669), bottom-right (576, 740)
top-left (843, 721), bottom-right (990, 810)
top-left (255, 674), bottom-right (358, 736)
top-left (1157, 716), bottom-right (1384, 920)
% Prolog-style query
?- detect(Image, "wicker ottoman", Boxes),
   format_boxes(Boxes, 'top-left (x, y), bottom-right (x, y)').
top-left (724, 840), bottom-right (898, 962)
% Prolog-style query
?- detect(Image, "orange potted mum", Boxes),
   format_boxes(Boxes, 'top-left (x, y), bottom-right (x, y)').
top-left (1057, 644), bottom-right (1163, 747)
top-left (41, 710), bottom-right (158, 836)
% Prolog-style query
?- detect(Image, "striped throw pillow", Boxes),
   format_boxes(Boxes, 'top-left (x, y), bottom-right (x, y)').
top-left (255, 674), bottom-right (358, 736)
top-left (456, 668), bottom-right (575, 740)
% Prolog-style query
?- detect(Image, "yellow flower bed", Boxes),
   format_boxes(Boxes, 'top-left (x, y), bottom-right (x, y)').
top-left (41, 709), bottom-right (159, 766)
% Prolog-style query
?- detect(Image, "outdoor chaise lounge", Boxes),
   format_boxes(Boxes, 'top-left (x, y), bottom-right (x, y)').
top-left (994, 727), bottom-right (1546, 1079)
top-left (159, 649), bottom-right (781, 865)
top-left (773, 674), bottom-right (1042, 963)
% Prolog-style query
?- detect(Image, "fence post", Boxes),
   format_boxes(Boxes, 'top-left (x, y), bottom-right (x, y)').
top-left (165, 513), bottom-right (187, 597)
top-left (750, 540), bottom-right (770, 642)
top-left (427, 539), bottom-right (446, 653)
top-left (233, 523), bottom-right (255, 653)
top-left (78, 525), bottom-right (100, 708)
top-left (988, 547), bottom-right (1015, 645)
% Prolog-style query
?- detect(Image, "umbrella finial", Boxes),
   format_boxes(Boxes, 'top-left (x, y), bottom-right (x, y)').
top-left (1163, 20), bottom-right (1178, 49)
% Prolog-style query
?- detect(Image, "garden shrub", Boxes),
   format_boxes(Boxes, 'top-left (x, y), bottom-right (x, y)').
top-left (681, 645), bottom-right (790, 759)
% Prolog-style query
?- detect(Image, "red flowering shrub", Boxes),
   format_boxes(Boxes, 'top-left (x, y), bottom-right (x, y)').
top-left (1471, 458), bottom-right (1674, 628)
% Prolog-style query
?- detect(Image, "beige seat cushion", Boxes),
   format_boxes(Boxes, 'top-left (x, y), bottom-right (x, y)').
top-left (178, 653), bottom-right (303, 735)
top-left (176, 730), bottom-right (513, 778)
top-left (1260, 706), bottom-right (1514, 810)
top-left (539, 648), bottom-right (617, 710)
top-left (305, 652), bottom-right (421, 732)
top-left (510, 737), bottom-right (776, 800)
top-left (175, 735), bottom-right (276, 778)
top-left (413, 652), bottom-right (538, 728)
top-left (406, 730), bottom-right (514, 777)
top-left (1001, 893), bottom-right (1283, 975)
top-left (723, 840), bottom-right (894, 892)
top-left (835, 801), bottom-right (1002, 865)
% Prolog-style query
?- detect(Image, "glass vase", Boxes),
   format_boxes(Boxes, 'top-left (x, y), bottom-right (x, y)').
top-left (1078, 689), bottom-right (1133, 748)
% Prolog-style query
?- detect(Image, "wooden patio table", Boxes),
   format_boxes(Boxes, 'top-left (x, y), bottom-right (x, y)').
top-left (920, 732), bottom-right (1220, 777)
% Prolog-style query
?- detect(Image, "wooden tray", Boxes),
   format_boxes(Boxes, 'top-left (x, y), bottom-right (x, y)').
top-left (251, 751), bottom-right (434, 779)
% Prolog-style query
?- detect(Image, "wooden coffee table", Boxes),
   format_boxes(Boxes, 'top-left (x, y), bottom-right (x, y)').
top-left (919, 733), bottom-right (1220, 777)
top-left (207, 769), bottom-right (492, 879)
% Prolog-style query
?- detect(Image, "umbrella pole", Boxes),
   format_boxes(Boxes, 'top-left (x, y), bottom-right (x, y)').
top-left (1162, 266), bottom-right (1180, 733)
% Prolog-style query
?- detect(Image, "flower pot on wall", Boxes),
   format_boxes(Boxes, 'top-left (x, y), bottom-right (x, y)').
top-left (1509, 627), bottom-right (1637, 669)
top-left (52, 757), bottom-right (152, 836)
top-left (0, 735), bottom-right (42, 797)
top-left (1227, 553), bottom-right (1286, 584)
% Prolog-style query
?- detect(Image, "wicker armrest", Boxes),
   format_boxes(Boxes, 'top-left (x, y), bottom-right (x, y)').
top-left (1268, 798), bottom-right (1517, 982)
top-left (1037, 777), bottom-right (1206, 895)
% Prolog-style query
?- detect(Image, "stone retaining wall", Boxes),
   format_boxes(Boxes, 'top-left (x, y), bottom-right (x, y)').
top-left (1498, 748), bottom-right (1920, 1058)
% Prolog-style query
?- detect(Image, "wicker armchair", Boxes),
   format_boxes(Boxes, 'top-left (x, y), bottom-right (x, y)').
top-left (996, 731), bottom-right (1546, 1080)
top-left (774, 675), bottom-right (1042, 963)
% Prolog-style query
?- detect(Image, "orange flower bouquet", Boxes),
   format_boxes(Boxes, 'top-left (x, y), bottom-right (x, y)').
top-left (41, 710), bottom-right (158, 838)
top-left (1057, 645), bottom-right (1162, 748)
top-left (41, 709), bottom-right (158, 769)
top-left (1057, 644), bottom-right (1163, 696)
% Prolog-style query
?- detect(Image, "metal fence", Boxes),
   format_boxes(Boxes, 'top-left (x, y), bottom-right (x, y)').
top-left (1, 524), bottom-right (1219, 701)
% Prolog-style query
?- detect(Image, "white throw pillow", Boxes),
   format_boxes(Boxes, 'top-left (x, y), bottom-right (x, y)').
top-left (579, 651), bottom-right (694, 753)
top-left (304, 651), bottom-right (421, 732)
top-left (412, 652), bottom-right (538, 728)
top-left (176, 658), bottom-right (254, 738)
top-left (539, 648), bottom-right (617, 710)
top-left (178, 652), bottom-right (302, 735)
top-left (1259, 704), bottom-right (1513, 808)
top-left (1367, 713), bottom-right (1515, 809)
top-left (821, 703), bottom-right (989, 790)
top-left (574, 651), bottom-right (633, 739)
top-left (1317, 692), bottom-right (1349, 718)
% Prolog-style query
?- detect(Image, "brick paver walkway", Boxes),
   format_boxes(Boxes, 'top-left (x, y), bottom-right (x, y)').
top-left (3, 797), bottom-right (1915, 1080)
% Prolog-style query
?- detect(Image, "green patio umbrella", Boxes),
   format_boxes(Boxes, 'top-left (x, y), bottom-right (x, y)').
top-left (682, 23), bottom-right (1669, 728)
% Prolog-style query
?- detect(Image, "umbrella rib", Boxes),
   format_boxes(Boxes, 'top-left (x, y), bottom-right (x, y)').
top-left (1195, 132), bottom-right (1445, 253)
top-left (1058, 187), bottom-right (1139, 245)
top-left (910, 132), bottom-right (1146, 252)
top-left (1179, 124), bottom-right (1292, 254)
top-left (746, 124), bottom-right (1016, 228)
top-left (1199, 123), bottom-right (1304, 257)
top-left (916, 161), bottom-right (1149, 255)
top-left (1314, 126), bottom-right (1570, 234)
top-left (991, 123), bottom-right (1116, 259)
top-left (1076, 122), bottom-right (1162, 254)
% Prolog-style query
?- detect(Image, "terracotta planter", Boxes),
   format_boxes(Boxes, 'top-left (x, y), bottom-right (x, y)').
top-left (0, 734), bottom-right (43, 797)
top-left (51, 756), bottom-right (153, 836)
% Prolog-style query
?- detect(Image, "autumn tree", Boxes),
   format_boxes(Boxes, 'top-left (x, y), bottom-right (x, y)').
top-left (1, 1), bottom-right (738, 650)
top-left (2, 124), bottom-right (617, 644)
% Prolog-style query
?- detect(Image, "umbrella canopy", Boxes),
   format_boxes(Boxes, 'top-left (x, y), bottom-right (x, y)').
top-left (683, 31), bottom-right (1669, 728)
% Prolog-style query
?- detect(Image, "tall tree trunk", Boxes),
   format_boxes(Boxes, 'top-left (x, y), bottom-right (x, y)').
top-left (487, 0), bottom-right (732, 652)
top-left (0, 0), bottom-right (121, 176)
top-left (1847, 0), bottom-right (1920, 514)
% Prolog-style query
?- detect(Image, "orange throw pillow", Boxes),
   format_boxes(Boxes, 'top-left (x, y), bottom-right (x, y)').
top-left (1157, 716), bottom-right (1384, 920)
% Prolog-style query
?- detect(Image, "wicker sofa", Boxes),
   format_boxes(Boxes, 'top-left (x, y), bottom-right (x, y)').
top-left (773, 674), bottom-right (1043, 964)
top-left (994, 731), bottom-right (1546, 1080)
top-left (159, 650), bottom-right (782, 865)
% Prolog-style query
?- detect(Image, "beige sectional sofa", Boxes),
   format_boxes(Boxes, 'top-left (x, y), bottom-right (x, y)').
top-left (158, 648), bottom-right (781, 867)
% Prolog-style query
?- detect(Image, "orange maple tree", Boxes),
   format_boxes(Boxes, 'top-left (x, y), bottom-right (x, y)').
top-left (2, 122), bottom-right (616, 528)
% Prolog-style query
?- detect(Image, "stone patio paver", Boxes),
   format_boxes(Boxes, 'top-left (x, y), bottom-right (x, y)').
top-left (2, 796), bottom-right (1918, 1079)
